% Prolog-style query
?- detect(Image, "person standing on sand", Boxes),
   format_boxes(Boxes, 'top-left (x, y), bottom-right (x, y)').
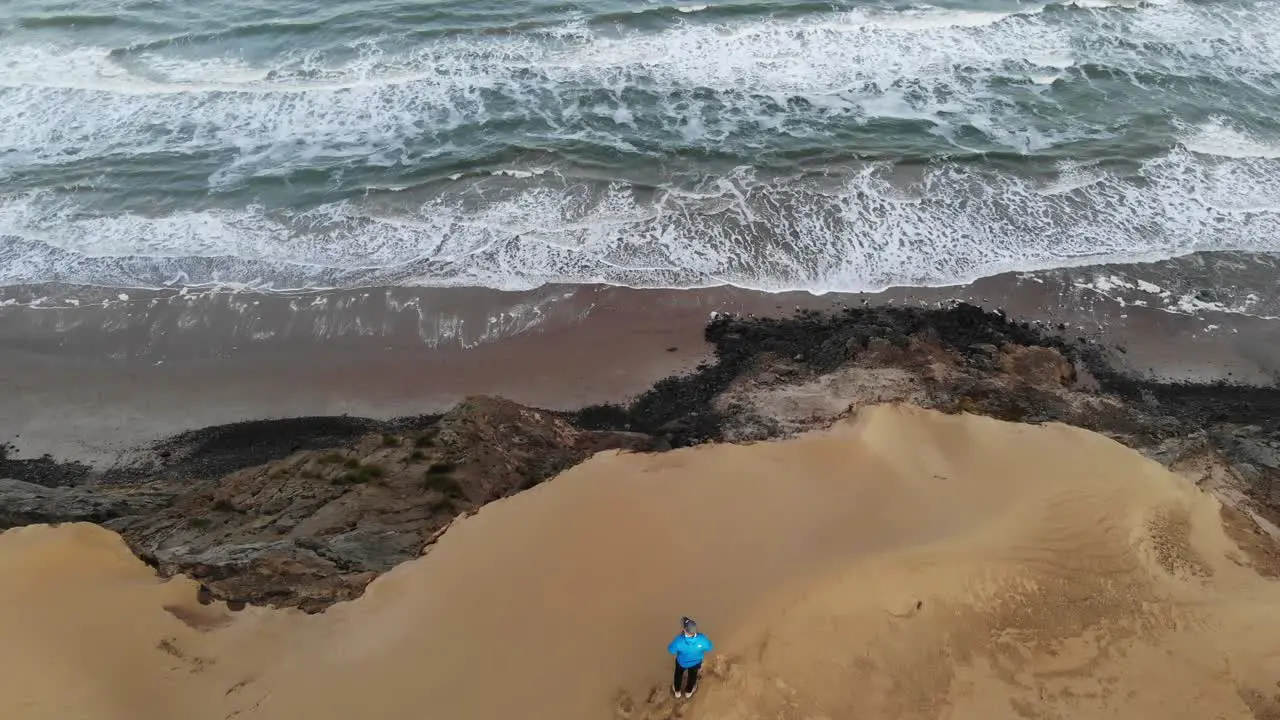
top-left (668, 616), bottom-right (714, 699)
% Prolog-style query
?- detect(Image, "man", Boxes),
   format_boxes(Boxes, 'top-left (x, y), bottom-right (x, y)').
top-left (667, 616), bottom-right (714, 699)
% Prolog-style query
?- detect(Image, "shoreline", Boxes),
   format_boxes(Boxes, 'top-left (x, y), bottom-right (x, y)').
top-left (2, 251), bottom-right (1280, 463)
top-left (4, 300), bottom-right (1280, 615)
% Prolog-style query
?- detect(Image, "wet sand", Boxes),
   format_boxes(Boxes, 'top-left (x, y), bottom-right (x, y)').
top-left (3, 405), bottom-right (1279, 720)
top-left (3, 252), bottom-right (1280, 461)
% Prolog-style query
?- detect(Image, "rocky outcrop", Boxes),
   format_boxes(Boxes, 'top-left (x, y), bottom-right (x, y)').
top-left (1209, 426), bottom-right (1280, 516)
top-left (0, 478), bottom-right (174, 529)
top-left (0, 443), bottom-right (91, 488)
top-left (432, 396), bottom-right (657, 503)
top-left (2, 397), bottom-right (655, 612)
top-left (576, 305), bottom-right (1280, 552)
top-left (6, 304), bottom-right (1280, 611)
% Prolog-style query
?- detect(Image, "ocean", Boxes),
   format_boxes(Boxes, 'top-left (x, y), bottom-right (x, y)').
top-left (1, 0), bottom-right (1279, 294)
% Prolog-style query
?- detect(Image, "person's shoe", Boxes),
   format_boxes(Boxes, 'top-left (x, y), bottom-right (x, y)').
top-left (672, 687), bottom-right (682, 699)
top-left (686, 685), bottom-right (698, 698)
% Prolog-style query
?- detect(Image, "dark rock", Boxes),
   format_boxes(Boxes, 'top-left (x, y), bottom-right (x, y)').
top-left (63, 396), bottom-right (657, 612)
top-left (1195, 288), bottom-right (1221, 304)
top-left (0, 455), bottom-right (92, 488)
top-left (436, 396), bottom-right (657, 503)
top-left (773, 364), bottom-right (799, 377)
top-left (998, 346), bottom-right (1076, 387)
top-left (1209, 426), bottom-right (1280, 503)
top-left (0, 479), bottom-right (174, 530)
top-left (105, 413), bottom-right (444, 485)
top-left (866, 337), bottom-right (894, 354)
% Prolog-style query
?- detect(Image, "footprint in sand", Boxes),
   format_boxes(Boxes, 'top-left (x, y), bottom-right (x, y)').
top-left (616, 685), bottom-right (694, 720)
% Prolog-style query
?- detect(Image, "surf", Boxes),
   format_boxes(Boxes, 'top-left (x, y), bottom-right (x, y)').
top-left (2, 0), bottom-right (1280, 294)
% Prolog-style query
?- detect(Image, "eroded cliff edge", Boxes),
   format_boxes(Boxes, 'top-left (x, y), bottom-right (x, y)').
top-left (4, 304), bottom-right (1278, 610)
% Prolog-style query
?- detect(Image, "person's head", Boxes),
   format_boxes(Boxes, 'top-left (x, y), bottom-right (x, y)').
top-left (681, 616), bottom-right (697, 636)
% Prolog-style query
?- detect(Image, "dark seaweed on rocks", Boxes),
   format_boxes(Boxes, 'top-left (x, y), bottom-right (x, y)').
top-left (570, 304), bottom-right (1059, 445)
top-left (572, 303), bottom-right (1280, 448)
top-left (1101, 379), bottom-right (1280, 431)
top-left (6, 411), bottom-right (446, 488)
top-left (106, 414), bottom-right (443, 483)
top-left (0, 443), bottom-right (91, 488)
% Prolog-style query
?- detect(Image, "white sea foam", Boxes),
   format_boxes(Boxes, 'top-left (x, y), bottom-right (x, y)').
top-left (1075, 274), bottom-right (1279, 319)
top-left (1035, 161), bottom-right (1105, 195)
top-left (489, 168), bottom-right (554, 179)
top-left (1184, 117), bottom-right (1280, 159)
top-left (1, 0), bottom-right (1278, 178)
top-left (3, 139), bottom-right (1280, 293)
top-left (857, 7), bottom-right (1013, 30)
top-left (2, 0), bottom-right (1280, 294)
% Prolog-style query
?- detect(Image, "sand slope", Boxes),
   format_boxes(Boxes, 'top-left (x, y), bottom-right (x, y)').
top-left (2, 405), bottom-right (1279, 720)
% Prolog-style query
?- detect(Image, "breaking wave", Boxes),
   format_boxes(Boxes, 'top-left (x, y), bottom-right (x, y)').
top-left (2, 0), bottom-right (1280, 291)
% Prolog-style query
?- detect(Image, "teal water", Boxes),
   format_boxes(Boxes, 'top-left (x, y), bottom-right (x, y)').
top-left (1, 0), bottom-right (1280, 291)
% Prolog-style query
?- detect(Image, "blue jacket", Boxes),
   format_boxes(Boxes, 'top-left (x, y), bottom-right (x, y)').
top-left (668, 632), bottom-right (714, 668)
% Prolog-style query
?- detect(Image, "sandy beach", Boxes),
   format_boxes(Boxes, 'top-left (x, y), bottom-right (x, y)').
top-left (3, 405), bottom-right (1280, 720)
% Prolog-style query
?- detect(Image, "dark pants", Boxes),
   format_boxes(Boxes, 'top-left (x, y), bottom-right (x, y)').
top-left (673, 661), bottom-right (701, 694)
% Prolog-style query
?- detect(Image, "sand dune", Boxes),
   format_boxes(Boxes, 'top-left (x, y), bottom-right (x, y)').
top-left (3, 405), bottom-right (1279, 720)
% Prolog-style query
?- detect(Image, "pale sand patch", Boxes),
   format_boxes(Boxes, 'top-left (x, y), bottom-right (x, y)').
top-left (3, 405), bottom-right (1280, 720)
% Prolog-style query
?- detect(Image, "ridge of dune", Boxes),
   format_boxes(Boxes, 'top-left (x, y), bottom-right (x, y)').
top-left (3, 404), bottom-right (1280, 720)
